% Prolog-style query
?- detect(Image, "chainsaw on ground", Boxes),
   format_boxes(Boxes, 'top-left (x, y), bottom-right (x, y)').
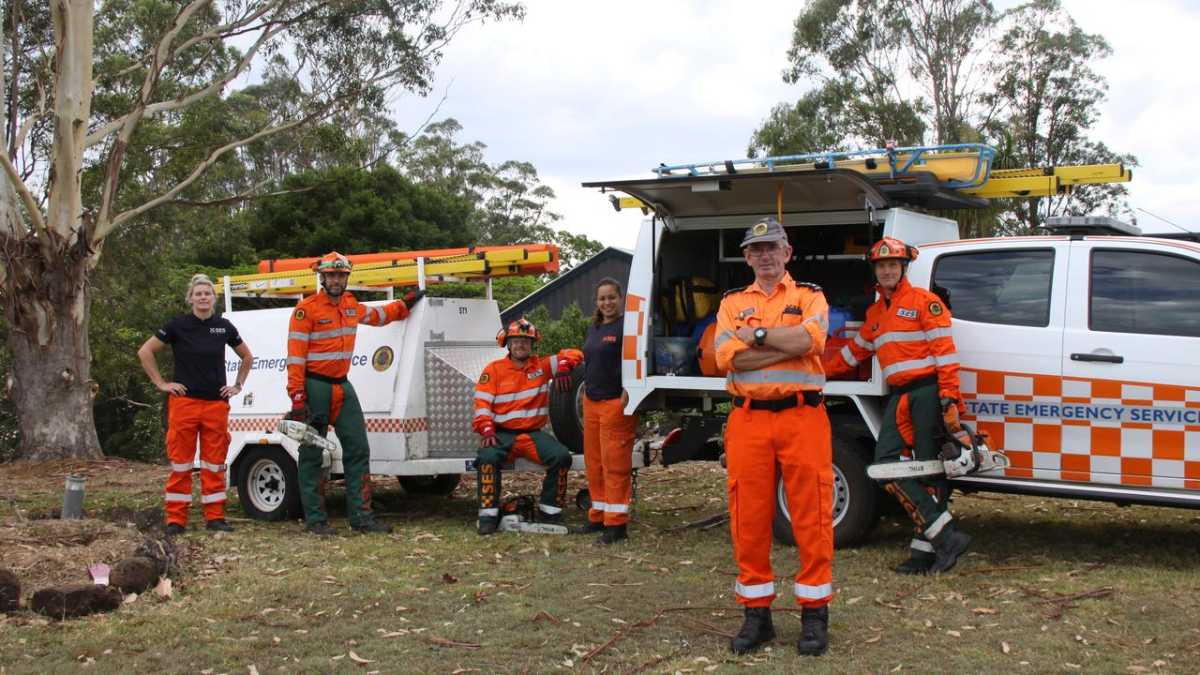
top-left (496, 496), bottom-right (569, 535)
top-left (276, 419), bottom-right (337, 451)
top-left (867, 420), bottom-right (1009, 481)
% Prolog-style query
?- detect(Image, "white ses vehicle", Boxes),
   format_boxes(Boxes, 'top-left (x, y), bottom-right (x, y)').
top-left (576, 144), bottom-right (1200, 547)
top-left (213, 245), bottom-right (617, 521)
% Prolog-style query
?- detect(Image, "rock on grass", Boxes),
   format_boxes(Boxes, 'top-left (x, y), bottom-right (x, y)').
top-left (30, 585), bottom-right (123, 620)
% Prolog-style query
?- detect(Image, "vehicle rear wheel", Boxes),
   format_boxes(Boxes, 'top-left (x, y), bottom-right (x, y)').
top-left (548, 366), bottom-right (585, 453)
top-left (237, 445), bottom-right (301, 521)
top-left (398, 474), bottom-right (462, 496)
top-left (772, 438), bottom-right (879, 548)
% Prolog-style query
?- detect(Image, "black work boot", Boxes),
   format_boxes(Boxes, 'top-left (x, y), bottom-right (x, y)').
top-left (205, 519), bottom-right (234, 533)
top-left (165, 523), bottom-right (186, 536)
top-left (894, 551), bottom-right (935, 575)
top-left (351, 520), bottom-right (393, 534)
top-left (478, 517), bottom-right (499, 536)
top-left (929, 526), bottom-right (971, 574)
top-left (730, 607), bottom-right (775, 654)
top-left (306, 521), bottom-right (337, 536)
top-left (575, 521), bottom-right (605, 534)
top-left (539, 510), bottom-right (564, 525)
top-left (797, 605), bottom-right (829, 656)
top-left (596, 524), bottom-right (628, 545)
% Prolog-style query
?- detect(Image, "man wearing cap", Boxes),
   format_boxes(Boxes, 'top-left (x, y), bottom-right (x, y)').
top-left (714, 217), bottom-right (834, 657)
top-left (285, 251), bottom-right (425, 536)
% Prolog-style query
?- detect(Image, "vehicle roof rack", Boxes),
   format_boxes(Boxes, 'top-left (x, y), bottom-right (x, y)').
top-left (1042, 216), bottom-right (1142, 237)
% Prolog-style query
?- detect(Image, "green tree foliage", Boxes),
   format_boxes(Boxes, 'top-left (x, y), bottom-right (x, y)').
top-left (526, 304), bottom-right (590, 357)
top-left (752, 0), bottom-right (1132, 234)
top-left (247, 164), bottom-right (476, 259)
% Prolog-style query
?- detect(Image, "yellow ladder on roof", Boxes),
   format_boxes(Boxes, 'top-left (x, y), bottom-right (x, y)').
top-left (960, 163), bottom-right (1131, 199)
top-left (219, 247), bottom-right (554, 297)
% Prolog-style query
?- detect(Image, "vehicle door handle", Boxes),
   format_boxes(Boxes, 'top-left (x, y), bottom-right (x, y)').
top-left (1070, 352), bottom-right (1124, 364)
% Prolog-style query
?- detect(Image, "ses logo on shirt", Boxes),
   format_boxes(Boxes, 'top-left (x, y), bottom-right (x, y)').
top-left (209, 327), bottom-right (227, 334)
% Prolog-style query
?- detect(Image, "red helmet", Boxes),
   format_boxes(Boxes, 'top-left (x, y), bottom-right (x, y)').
top-left (312, 251), bottom-right (353, 273)
top-left (867, 237), bottom-right (918, 263)
top-left (496, 318), bottom-right (541, 347)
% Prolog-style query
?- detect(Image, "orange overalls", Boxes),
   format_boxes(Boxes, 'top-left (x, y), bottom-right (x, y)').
top-left (824, 277), bottom-right (963, 549)
top-left (164, 398), bottom-right (231, 526)
top-left (715, 273), bottom-right (833, 609)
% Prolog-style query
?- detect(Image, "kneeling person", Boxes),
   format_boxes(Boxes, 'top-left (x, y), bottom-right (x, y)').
top-left (474, 319), bottom-right (582, 535)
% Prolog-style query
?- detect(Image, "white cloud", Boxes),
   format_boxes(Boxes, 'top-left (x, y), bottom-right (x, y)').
top-left (391, 0), bottom-right (1200, 244)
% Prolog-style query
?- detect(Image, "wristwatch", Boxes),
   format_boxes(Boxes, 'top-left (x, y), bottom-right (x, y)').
top-left (753, 327), bottom-right (768, 346)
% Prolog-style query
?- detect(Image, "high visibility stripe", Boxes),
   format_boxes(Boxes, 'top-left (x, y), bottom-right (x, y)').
top-left (604, 503), bottom-right (629, 514)
top-left (308, 351), bottom-right (353, 361)
top-left (370, 306), bottom-right (384, 323)
top-left (200, 461), bottom-right (226, 473)
top-left (727, 369), bottom-right (826, 387)
top-left (925, 327), bottom-right (954, 340)
top-left (804, 314), bottom-right (828, 332)
top-left (854, 334), bottom-right (874, 350)
top-left (840, 345), bottom-right (859, 367)
top-left (874, 330), bottom-right (928, 347)
top-left (170, 462), bottom-right (193, 472)
top-left (479, 508), bottom-right (499, 517)
top-left (287, 356), bottom-right (306, 365)
top-left (475, 391), bottom-right (495, 403)
top-left (475, 409), bottom-right (494, 419)
top-left (164, 493), bottom-right (192, 503)
top-left (910, 538), bottom-right (935, 553)
top-left (310, 327), bottom-right (357, 340)
top-left (734, 581), bottom-right (775, 599)
top-left (590, 500), bottom-right (609, 511)
top-left (492, 407), bottom-right (550, 423)
top-left (288, 331), bottom-right (310, 341)
top-left (492, 384), bottom-right (549, 404)
top-left (538, 503), bottom-right (562, 515)
top-left (925, 511), bottom-right (952, 539)
top-left (881, 356), bottom-right (936, 380)
top-left (934, 354), bottom-right (959, 367)
top-left (201, 492), bottom-right (226, 504)
top-left (714, 330), bottom-right (735, 349)
top-left (794, 582), bottom-right (833, 599)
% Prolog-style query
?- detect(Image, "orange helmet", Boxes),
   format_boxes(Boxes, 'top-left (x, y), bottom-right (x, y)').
top-left (313, 251), bottom-right (353, 273)
top-left (868, 237), bottom-right (918, 263)
top-left (496, 318), bottom-right (541, 347)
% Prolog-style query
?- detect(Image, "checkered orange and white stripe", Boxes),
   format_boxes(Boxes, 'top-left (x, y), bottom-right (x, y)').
top-left (960, 368), bottom-right (1200, 490)
top-left (228, 416), bottom-right (428, 434)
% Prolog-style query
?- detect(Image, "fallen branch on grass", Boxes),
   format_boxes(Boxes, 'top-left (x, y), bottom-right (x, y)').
top-left (666, 512), bottom-right (729, 532)
top-left (957, 564), bottom-right (1042, 576)
top-left (674, 616), bottom-right (735, 639)
top-left (420, 635), bottom-right (481, 650)
top-left (1023, 585), bottom-right (1115, 620)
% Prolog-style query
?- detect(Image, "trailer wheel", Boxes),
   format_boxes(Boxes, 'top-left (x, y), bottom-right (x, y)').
top-left (398, 474), bottom-right (462, 496)
top-left (771, 439), bottom-right (879, 548)
top-left (237, 445), bottom-right (301, 521)
top-left (548, 366), bottom-right (585, 453)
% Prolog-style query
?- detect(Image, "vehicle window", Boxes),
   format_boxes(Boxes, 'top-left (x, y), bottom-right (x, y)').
top-left (931, 249), bottom-right (1054, 327)
top-left (1090, 249), bottom-right (1200, 337)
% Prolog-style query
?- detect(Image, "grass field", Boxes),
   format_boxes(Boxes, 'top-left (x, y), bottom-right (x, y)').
top-left (2, 458), bottom-right (1199, 674)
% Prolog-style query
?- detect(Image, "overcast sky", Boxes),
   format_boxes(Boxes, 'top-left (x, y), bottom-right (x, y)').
top-left (391, 0), bottom-right (1200, 248)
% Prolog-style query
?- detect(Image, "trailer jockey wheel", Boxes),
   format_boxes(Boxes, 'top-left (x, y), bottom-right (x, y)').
top-left (575, 488), bottom-right (591, 512)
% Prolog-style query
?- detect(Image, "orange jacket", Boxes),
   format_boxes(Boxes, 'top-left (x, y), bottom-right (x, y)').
top-left (287, 291), bottom-right (409, 398)
top-left (473, 349), bottom-right (583, 433)
top-left (715, 273), bottom-right (828, 400)
top-left (825, 277), bottom-right (961, 401)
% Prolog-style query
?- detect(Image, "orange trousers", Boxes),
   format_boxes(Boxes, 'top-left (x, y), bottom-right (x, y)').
top-left (164, 397), bottom-right (231, 526)
top-left (725, 402), bottom-right (833, 609)
top-left (582, 396), bottom-right (638, 526)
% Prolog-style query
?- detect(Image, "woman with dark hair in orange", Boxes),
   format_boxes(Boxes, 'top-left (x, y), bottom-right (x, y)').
top-left (580, 277), bottom-right (639, 544)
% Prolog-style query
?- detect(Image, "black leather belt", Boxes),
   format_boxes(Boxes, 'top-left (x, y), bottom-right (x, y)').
top-left (733, 391), bottom-right (823, 411)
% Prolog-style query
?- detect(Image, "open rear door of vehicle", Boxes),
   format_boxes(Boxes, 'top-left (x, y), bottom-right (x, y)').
top-left (582, 168), bottom-right (891, 219)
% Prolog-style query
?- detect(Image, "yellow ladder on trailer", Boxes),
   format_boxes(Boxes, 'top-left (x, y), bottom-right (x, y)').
top-left (960, 163), bottom-right (1131, 199)
top-left (219, 246), bottom-right (556, 297)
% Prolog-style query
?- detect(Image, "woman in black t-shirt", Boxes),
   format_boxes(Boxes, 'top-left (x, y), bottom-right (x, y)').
top-left (138, 274), bottom-right (253, 535)
top-left (581, 277), bottom-right (639, 544)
